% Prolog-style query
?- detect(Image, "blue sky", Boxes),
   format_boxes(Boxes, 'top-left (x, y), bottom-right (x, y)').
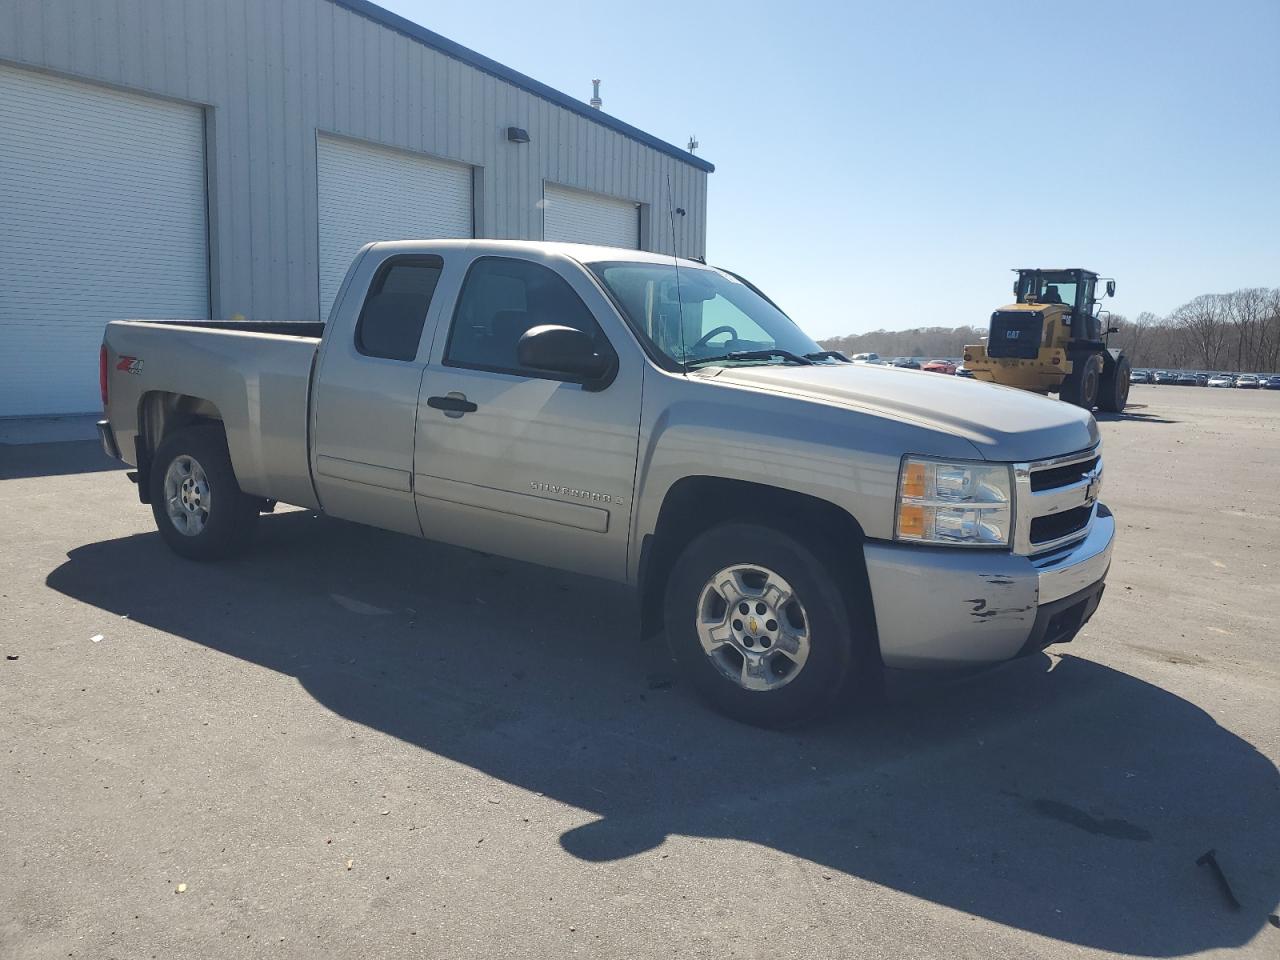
top-left (381, 0), bottom-right (1280, 339)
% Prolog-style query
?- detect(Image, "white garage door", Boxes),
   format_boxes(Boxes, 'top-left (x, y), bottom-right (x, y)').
top-left (0, 65), bottom-right (209, 417)
top-left (543, 184), bottom-right (640, 249)
top-left (317, 134), bottom-right (473, 321)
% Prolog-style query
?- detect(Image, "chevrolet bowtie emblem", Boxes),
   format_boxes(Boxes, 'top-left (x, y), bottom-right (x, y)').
top-left (1084, 473), bottom-right (1100, 505)
top-left (748, 617), bottom-right (759, 633)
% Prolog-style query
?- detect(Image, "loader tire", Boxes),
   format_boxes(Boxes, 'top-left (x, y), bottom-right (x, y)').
top-left (1098, 357), bottom-right (1132, 413)
top-left (1060, 354), bottom-right (1103, 410)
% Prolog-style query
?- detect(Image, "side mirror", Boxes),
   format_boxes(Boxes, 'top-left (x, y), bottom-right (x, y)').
top-left (1106, 280), bottom-right (1116, 297)
top-left (1108, 326), bottom-right (1120, 334)
top-left (517, 324), bottom-right (613, 387)
top-left (678, 281), bottom-right (717, 304)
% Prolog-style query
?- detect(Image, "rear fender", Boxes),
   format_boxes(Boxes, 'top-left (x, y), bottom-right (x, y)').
top-left (134, 391), bottom-right (227, 503)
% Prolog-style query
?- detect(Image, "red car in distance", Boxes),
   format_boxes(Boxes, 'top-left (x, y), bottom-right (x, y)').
top-left (922, 359), bottom-right (957, 375)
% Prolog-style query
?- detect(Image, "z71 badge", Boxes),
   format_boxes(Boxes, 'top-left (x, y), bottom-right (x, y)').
top-left (116, 356), bottom-right (143, 375)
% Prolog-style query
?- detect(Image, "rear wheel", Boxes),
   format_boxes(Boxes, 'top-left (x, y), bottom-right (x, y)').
top-left (1097, 356), bottom-right (1132, 412)
top-left (150, 425), bottom-right (259, 560)
top-left (1060, 353), bottom-right (1103, 409)
top-left (663, 522), bottom-right (872, 727)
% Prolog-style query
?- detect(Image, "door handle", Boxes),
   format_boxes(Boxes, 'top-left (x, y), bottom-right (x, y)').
top-left (426, 393), bottom-right (478, 415)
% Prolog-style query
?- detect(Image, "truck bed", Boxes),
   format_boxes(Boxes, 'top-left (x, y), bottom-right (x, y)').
top-left (133, 319), bottom-right (326, 339)
top-left (102, 319), bottom-right (323, 510)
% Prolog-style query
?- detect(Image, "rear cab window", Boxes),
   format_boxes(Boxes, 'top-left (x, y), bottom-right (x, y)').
top-left (355, 256), bottom-right (444, 361)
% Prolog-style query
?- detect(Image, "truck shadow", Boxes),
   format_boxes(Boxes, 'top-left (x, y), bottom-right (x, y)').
top-left (46, 512), bottom-right (1278, 957)
top-left (1094, 405), bottom-right (1180, 425)
top-left (0, 440), bottom-right (125, 480)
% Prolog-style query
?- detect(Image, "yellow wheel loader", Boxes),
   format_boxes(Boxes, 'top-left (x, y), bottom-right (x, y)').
top-left (963, 268), bottom-right (1131, 411)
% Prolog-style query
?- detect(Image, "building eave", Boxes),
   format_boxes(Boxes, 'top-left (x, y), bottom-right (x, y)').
top-left (333, 0), bottom-right (716, 173)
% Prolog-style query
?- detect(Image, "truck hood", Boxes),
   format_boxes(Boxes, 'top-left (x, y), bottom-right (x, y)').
top-left (702, 363), bottom-right (1099, 462)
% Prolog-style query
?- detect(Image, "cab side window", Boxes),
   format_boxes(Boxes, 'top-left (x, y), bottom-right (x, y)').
top-left (445, 257), bottom-right (611, 377)
top-left (355, 256), bottom-right (444, 361)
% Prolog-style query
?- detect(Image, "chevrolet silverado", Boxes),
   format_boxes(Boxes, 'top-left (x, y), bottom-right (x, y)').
top-left (98, 240), bottom-right (1114, 725)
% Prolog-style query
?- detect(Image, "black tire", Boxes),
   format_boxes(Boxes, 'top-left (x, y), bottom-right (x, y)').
top-left (1059, 353), bottom-right (1103, 409)
top-left (1097, 356), bottom-right (1132, 412)
top-left (663, 522), bottom-right (873, 727)
top-left (149, 425), bottom-right (259, 560)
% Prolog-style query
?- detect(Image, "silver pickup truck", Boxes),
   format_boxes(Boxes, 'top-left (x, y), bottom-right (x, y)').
top-left (98, 240), bottom-right (1113, 726)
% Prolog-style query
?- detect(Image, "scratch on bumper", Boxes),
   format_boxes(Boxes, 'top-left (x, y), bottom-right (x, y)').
top-left (864, 507), bottom-right (1115, 669)
top-left (967, 596), bottom-right (1035, 620)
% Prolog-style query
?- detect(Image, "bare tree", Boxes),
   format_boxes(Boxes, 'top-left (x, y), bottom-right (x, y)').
top-left (1123, 311), bottom-right (1158, 366)
top-left (1225, 288), bottom-right (1269, 372)
top-left (1165, 322), bottom-right (1192, 370)
top-left (1172, 294), bottom-right (1228, 369)
top-left (1259, 289), bottom-right (1280, 373)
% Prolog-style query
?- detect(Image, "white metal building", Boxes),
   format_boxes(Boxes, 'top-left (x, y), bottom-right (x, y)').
top-left (0, 0), bottom-right (712, 416)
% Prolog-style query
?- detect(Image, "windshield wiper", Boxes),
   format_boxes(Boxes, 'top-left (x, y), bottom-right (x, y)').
top-left (804, 350), bottom-right (851, 363)
top-left (685, 349), bottom-right (815, 369)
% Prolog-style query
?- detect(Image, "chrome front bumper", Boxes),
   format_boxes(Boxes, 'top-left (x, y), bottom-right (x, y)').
top-left (864, 505), bottom-right (1115, 669)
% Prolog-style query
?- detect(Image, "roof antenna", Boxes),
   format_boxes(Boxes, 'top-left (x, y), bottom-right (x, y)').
top-left (589, 79), bottom-right (602, 110)
top-left (666, 173), bottom-right (687, 372)
top-left (687, 135), bottom-right (699, 154)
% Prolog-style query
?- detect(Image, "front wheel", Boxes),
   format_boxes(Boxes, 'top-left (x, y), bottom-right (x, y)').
top-left (663, 523), bottom-right (871, 727)
top-left (150, 425), bottom-right (259, 560)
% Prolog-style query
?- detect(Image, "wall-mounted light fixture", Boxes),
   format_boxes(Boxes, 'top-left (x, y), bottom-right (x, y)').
top-left (506, 126), bottom-right (530, 144)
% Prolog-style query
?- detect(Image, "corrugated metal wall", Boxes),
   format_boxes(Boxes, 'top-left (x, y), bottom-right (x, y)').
top-left (0, 0), bottom-right (708, 322)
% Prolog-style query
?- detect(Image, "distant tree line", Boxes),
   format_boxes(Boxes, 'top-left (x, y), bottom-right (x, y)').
top-left (817, 325), bottom-right (985, 361)
top-left (1106, 287), bottom-right (1280, 372)
top-left (818, 286), bottom-right (1280, 373)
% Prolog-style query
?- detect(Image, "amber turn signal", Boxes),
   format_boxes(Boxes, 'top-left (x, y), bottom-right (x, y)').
top-left (897, 504), bottom-right (927, 538)
top-left (901, 461), bottom-right (928, 499)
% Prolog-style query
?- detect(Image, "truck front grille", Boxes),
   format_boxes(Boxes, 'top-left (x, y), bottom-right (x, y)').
top-left (1030, 505), bottom-right (1092, 544)
top-left (1030, 456), bottom-right (1099, 492)
top-left (1013, 446), bottom-right (1101, 555)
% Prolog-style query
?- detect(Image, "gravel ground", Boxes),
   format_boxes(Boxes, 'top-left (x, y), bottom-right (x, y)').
top-left (2, 383), bottom-right (1277, 959)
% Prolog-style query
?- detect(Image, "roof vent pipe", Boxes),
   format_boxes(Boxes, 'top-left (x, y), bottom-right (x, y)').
top-left (590, 79), bottom-right (602, 110)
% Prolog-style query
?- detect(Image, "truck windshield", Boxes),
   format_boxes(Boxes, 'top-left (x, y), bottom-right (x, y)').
top-left (588, 261), bottom-right (827, 367)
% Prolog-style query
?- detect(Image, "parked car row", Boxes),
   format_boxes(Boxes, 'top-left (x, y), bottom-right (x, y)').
top-left (844, 360), bottom-right (1274, 391)
top-left (850, 354), bottom-right (949, 373)
top-left (846, 360), bottom-right (1278, 390)
top-left (834, 358), bottom-right (1274, 391)
top-left (1134, 370), bottom-right (1280, 389)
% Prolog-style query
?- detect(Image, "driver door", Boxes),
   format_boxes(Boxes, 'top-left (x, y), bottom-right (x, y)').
top-left (412, 254), bottom-right (643, 581)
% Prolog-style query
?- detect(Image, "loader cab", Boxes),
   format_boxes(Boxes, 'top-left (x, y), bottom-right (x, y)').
top-left (1013, 268), bottom-right (1112, 342)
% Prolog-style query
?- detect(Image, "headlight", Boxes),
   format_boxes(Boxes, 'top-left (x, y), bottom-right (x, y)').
top-left (895, 456), bottom-right (1012, 547)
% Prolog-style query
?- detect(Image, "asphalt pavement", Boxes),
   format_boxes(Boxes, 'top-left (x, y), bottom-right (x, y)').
top-left (1, 384), bottom-right (1277, 959)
